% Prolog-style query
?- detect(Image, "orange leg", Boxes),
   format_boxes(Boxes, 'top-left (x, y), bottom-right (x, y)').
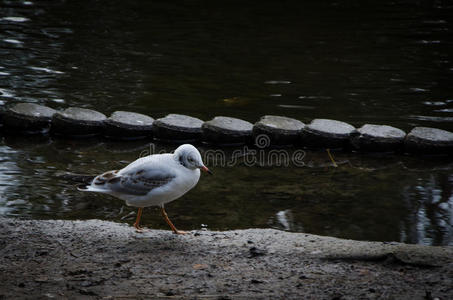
top-left (134, 207), bottom-right (144, 232)
top-left (160, 206), bottom-right (187, 235)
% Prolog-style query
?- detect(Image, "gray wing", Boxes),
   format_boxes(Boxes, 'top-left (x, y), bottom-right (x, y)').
top-left (92, 168), bottom-right (175, 196)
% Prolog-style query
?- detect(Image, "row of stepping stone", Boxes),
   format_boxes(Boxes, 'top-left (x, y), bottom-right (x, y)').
top-left (1, 103), bottom-right (453, 154)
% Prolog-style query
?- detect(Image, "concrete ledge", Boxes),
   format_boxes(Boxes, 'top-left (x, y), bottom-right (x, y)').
top-left (52, 107), bottom-right (107, 137)
top-left (153, 114), bottom-right (203, 142)
top-left (351, 124), bottom-right (406, 152)
top-left (405, 127), bottom-right (453, 154)
top-left (202, 116), bottom-right (253, 146)
top-left (301, 119), bottom-right (356, 149)
top-left (104, 111), bottom-right (154, 140)
top-left (2, 103), bottom-right (56, 134)
top-left (0, 218), bottom-right (452, 299)
top-left (253, 115), bottom-right (305, 146)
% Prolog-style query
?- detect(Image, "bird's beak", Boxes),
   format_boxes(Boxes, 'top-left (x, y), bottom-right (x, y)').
top-left (201, 165), bottom-right (213, 175)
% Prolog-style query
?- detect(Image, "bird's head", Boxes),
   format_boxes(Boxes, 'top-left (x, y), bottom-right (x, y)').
top-left (174, 144), bottom-right (213, 175)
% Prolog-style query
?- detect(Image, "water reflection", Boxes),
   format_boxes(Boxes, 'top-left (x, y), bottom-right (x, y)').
top-left (266, 163), bottom-right (453, 246)
top-left (272, 209), bottom-right (304, 232)
top-left (401, 174), bottom-right (453, 245)
top-left (0, 145), bottom-right (20, 215)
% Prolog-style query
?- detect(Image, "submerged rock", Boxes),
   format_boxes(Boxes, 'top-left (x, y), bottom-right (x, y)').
top-left (2, 103), bottom-right (56, 134)
top-left (301, 119), bottom-right (356, 149)
top-left (104, 111), bottom-right (154, 140)
top-left (253, 115), bottom-right (305, 147)
top-left (153, 114), bottom-right (204, 142)
top-left (51, 107), bottom-right (106, 137)
top-left (202, 116), bottom-right (253, 145)
top-left (405, 127), bottom-right (453, 154)
top-left (351, 124), bottom-right (406, 152)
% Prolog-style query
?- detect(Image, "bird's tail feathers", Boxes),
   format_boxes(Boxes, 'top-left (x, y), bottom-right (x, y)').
top-left (77, 183), bottom-right (90, 191)
top-left (77, 184), bottom-right (111, 194)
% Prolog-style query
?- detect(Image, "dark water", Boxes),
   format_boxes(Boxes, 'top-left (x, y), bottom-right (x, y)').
top-left (0, 0), bottom-right (452, 245)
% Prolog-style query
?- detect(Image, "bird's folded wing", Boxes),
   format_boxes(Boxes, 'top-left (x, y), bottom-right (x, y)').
top-left (93, 168), bottom-right (175, 196)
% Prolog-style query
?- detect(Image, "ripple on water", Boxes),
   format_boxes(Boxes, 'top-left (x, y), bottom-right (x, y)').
top-left (408, 115), bottom-right (453, 122)
top-left (434, 109), bottom-right (453, 113)
top-left (278, 104), bottom-right (315, 109)
top-left (409, 87), bottom-right (429, 92)
top-left (3, 39), bottom-right (23, 44)
top-left (416, 40), bottom-right (441, 44)
top-left (0, 17), bottom-right (30, 22)
top-left (264, 80), bottom-right (292, 84)
top-left (298, 96), bottom-right (332, 100)
top-left (422, 20), bottom-right (447, 24)
top-left (29, 66), bottom-right (64, 74)
top-left (423, 101), bottom-right (446, 106)
top-left (0, 88), bottom-right (15, 98)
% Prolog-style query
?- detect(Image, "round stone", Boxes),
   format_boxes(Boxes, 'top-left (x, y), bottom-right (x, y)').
top-left (350, 124), bottom-right (406, 152)
top-left (202, 116), bottom-right (253, 145)
top-left (405, 127), bottom-right (453, 154)
top-left (104, 111), bottom-right (154, 140)
top-left (2, 103), bottom-right (56, 134)
top-left (253, 115), bottom-right (305, 146)
top-left (51, 107), bottom-right (107, 137)
top-left (153, 114), bottom-right (204, 142)
top-left (301, 119), bottom-right (356, 149)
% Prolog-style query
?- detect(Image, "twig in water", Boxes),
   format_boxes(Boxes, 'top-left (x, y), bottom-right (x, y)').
top-left (326, 149), bottom-right (338, 168)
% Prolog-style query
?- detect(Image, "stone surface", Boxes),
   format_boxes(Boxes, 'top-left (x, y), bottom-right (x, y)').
top-left (301, 118), bottom-right (356, 149)
top-left (2, 103), bottom-right (56, 134)
top-left (153, 114), bottom-right (204, 142)
top-left (202, 116), bottom-right (253, 145)
top-left (104, 111), bottom-right (154, 140)
top-left (405, 127), bottom-right (453, 154)
top-left (51, 107), bottom-right (107, 136)
top-left (253, 115), bottom-right (305, 146)
top-left (1, 218), bottom-right (452, 299)
top-left (351, 124), bottom-right (406, 152)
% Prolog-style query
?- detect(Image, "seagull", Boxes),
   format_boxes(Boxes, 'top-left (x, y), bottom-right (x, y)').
top-left (78, 144), bottom-right (212, 234)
